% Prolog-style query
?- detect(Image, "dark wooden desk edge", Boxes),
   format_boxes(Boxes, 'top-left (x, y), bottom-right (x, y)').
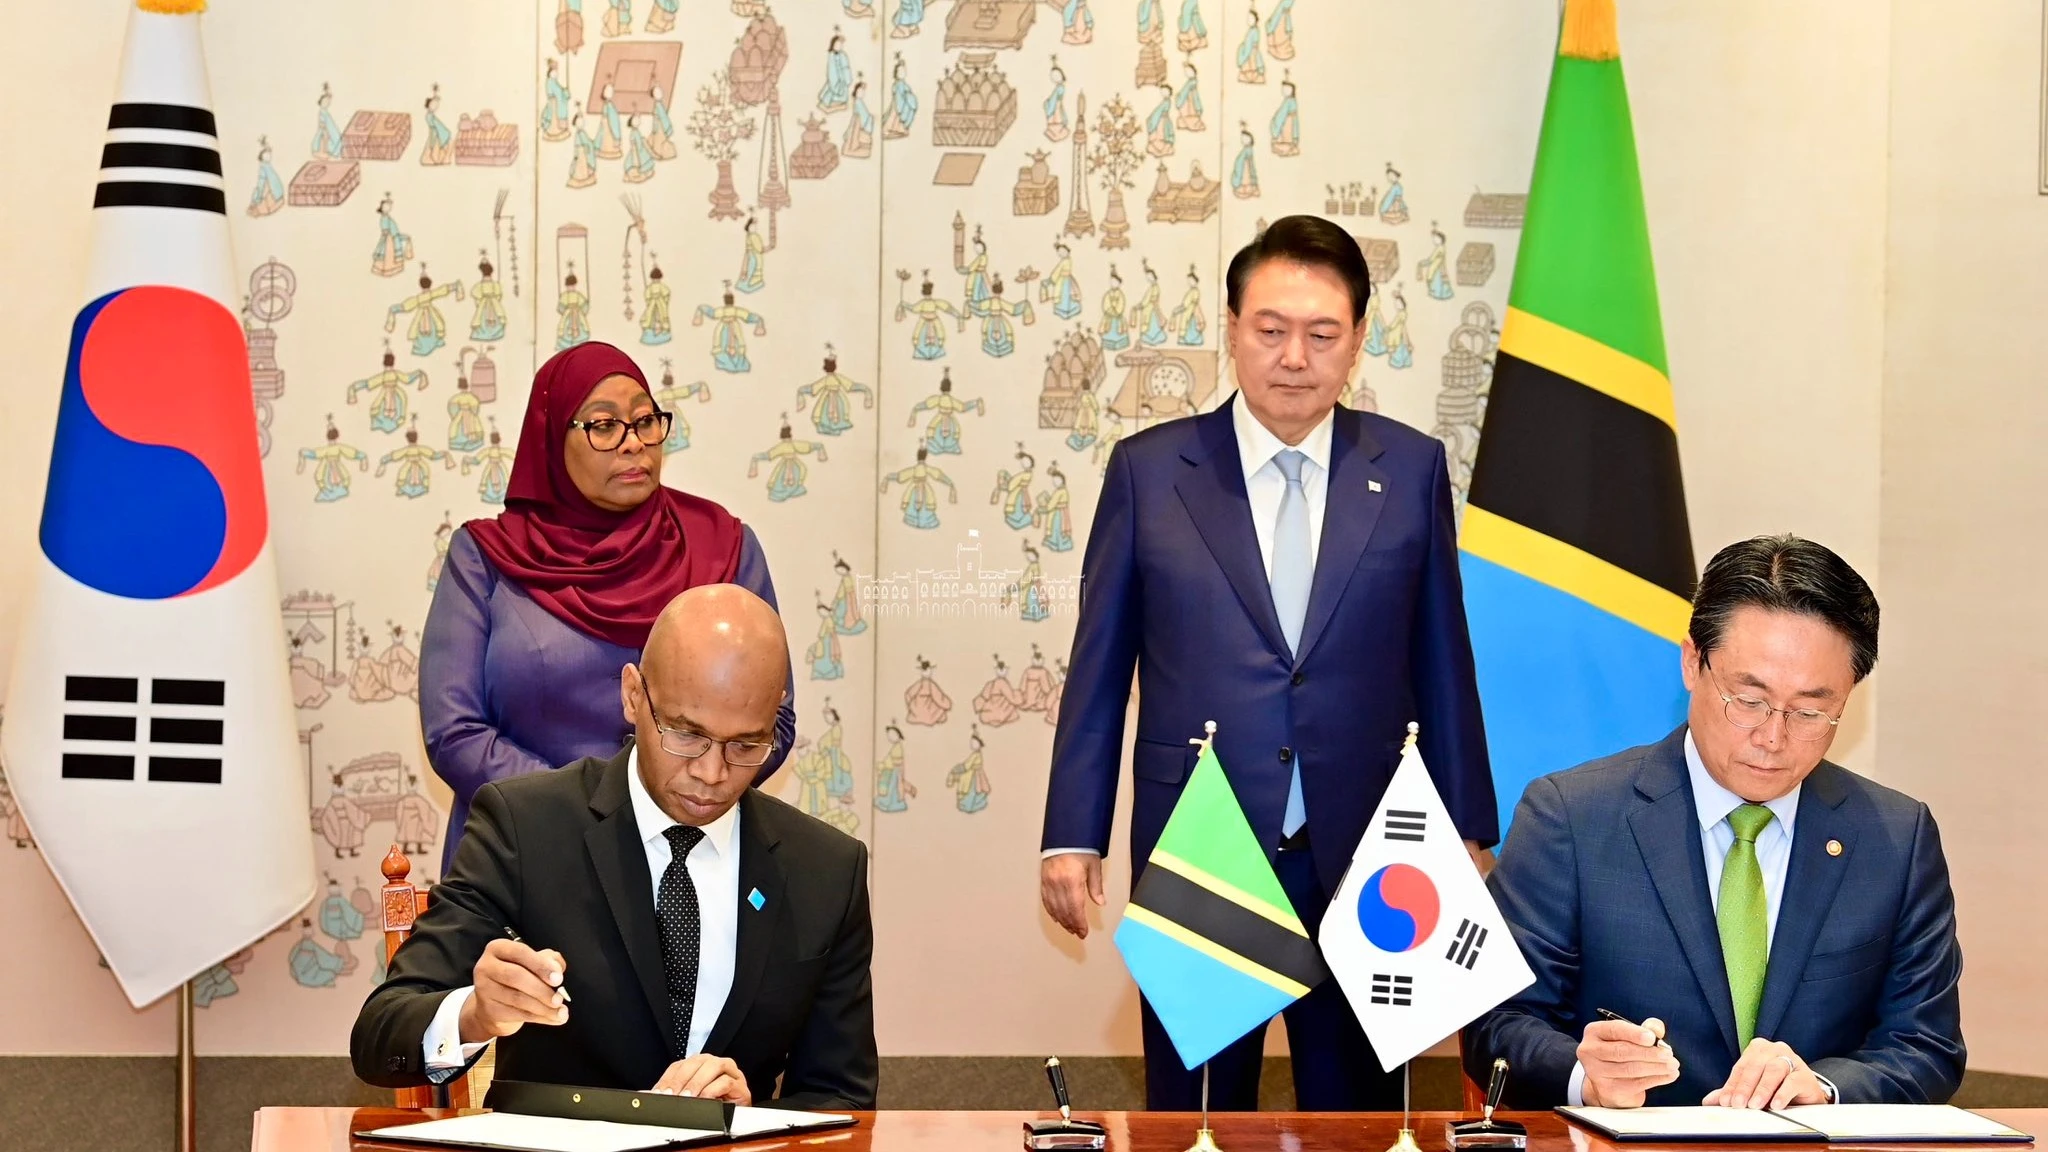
top-left (322, 1107), bottom-right (2046, 1152)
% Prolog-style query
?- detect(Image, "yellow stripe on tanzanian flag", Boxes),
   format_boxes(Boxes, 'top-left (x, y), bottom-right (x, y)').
top-left (1121, 905), bottom-right (1314, 1000)
top-left (1461, 505), bottom-right (1690, 643)
top-left (1148, 849), bottom-right (1309, 937)
top-left (1500, 306), bottom-right (1675, 432)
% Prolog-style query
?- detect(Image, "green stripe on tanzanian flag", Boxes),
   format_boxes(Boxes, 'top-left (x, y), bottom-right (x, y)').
top-left (1508, 57), bottom-right (1666, 377)
top-left (1150, 744), bottom-right (1295, 914)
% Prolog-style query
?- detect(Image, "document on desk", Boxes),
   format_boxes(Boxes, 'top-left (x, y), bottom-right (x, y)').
top-left (361, 1106), bottom-right (856, 1151)
top-left (1773, 1104), bottom-right (2033, 1143)
top-left (726, 1106), bottom-right (856, 1138)
top-left (360, 1111), bottom-right (722, 1152)
top-left (1559, 1104), bottom-right (2034, 1144)
top-left (1558, 1106), bottom-right (1822, 1142)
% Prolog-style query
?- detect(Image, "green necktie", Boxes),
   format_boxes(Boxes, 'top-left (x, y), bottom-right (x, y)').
top-left (1719, 803), bottom-right (1776, 1049)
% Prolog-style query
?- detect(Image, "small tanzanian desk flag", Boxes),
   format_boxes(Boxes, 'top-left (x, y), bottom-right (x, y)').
top-left (1114, 728), bottom-right (1324, 1068)
top-left (1460, 0), bottom-right (1697, 835)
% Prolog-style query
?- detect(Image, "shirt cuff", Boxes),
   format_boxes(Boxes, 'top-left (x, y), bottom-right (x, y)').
top-left (1814, 1070), bottom-right (1839, 1104)
top-left (423, 986), bottom-right (491, 1073)
top-left (1041, 848), bottom-right (1102, 859)
top-left (1567, 1061), bottom-right (1587, 1107)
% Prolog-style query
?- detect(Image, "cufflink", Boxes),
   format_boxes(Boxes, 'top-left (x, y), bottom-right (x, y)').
top-left (388, 1056), bottom-right (408, 1071)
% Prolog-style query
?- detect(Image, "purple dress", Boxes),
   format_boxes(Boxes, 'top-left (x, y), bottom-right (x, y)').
top-left (421, 525), bottom-right (796, 875)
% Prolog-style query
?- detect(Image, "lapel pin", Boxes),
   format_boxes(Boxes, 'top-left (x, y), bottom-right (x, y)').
top-left (748, 887), bottom-right (766, 910)
top-left (1369, 480), bottom-right (1383, 493)
top-left (1826, 839), bottom-right (1843, 857)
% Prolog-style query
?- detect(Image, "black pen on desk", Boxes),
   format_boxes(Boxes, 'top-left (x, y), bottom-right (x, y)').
top-left (503, 926), bottom-right (571, 1001)
top-left (1044, 1056), bottom-right (1072, 1124)
top-left (1482, 1058), bottom-right (1508, 1125)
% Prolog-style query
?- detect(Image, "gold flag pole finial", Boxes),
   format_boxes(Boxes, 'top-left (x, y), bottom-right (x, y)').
top-left (1189, 719), bottom-right (1218, 752)
top-left (1403, 720), bottom-right (1420, 751)
top-left (1559, 0), bottom-right (1619, 61)
top-left (139, 0), bottom-right (208, 12)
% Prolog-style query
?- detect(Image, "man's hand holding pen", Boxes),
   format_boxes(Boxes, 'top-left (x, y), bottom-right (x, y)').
top-left (458, 932), bottom-right (571, 1044)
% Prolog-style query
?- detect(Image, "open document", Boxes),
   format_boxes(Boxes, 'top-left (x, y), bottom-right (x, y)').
top-left (1560, 1104), bottom-right (2032, 1144)
top-left (357, 1080), bottom-right (855, 1152)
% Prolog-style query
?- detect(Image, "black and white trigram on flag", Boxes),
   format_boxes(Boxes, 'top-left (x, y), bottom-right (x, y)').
top-left (63, 676), bottom-right (227, 784)
top-left (0, 0), bottom-right (314, 1010)
top-left (1384, 808), bottom-right (1427, 842)
top-left (1446, 918), bottom-right (1487, 971)
top-left (1320, 724), bottom-right (1535, 1071)
top-left (1370, 974), bottom-right (1414, 1006)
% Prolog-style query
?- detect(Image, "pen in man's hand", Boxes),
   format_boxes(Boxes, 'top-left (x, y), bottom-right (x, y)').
top-left (503, 926), bottom-right (571, 1001)
top-left (1044, 1056), bottom-right (1072, 1124)
top-left (1595, 1007), bottom-right (1669, 1056)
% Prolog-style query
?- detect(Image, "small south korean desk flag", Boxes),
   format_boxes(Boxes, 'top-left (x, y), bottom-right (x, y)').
top-left (1319, 724), bottom-right (1534, 1071)
top-left (1, 0), bottom-right (314, 1009)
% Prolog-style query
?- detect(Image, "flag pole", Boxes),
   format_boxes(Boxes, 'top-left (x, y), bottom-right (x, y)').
top-left (1178, 722), bottom-right (1223, 1152)
top-left (177, 978), bottom-right (197, 1152)
top-left (1184, 1061), bottom-right (1221, 1152)
top-left (1380, 1059), bottom-right (1419, 1152)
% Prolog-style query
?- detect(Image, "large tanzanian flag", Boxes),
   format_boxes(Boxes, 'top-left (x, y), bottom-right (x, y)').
top-left (1460, 0), bottom-right (1696, 835)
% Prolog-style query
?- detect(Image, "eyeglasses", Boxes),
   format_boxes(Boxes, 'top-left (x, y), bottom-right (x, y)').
top-left (1705, 662), bottom-right (1840, 742)
top-left (569, 410), bottom-right (673, 452)
top-left (635, 672), bottom-right (777, 767)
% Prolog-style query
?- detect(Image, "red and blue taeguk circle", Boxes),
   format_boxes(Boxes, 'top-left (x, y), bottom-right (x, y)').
top-left (41, 285), bottom-right (266, 600)
top-left (1355, 864), bottom-right (1441, 952)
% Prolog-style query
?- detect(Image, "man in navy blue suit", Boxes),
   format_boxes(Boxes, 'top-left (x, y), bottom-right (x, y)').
top-left (1040, 215), bottom-right (1499, 1111)
top-left (1469, 535), bottom-right (1965, 1109)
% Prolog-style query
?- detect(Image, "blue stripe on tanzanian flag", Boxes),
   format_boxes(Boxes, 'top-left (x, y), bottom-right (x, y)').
top-left (1462, 553), bottom-right (1688, 836)
top-left (1115, 914), bottom-right (1302, 1069)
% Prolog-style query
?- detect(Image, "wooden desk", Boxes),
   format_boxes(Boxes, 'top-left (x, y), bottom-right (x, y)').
top-left (253, 1107), bottom-right (2044, 1152)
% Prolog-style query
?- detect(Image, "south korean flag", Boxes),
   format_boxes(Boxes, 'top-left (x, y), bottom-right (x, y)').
top-left (1319, 724), bottom-right (1535, 1071)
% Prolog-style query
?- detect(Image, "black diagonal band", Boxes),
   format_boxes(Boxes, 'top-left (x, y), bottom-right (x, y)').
top-left (1468, 350), bottom-right (1696, 600)
top-left (1130, 861), bottom-right (1326, 990)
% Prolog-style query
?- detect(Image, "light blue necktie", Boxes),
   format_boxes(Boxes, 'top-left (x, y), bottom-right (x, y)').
top-left (1271, 449), bottom-right (1311, 837)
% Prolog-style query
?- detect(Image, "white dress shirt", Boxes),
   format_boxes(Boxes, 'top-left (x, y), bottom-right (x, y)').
top-left (1567, 729), bottom-right (1810, 1105)
top-left (424, 746), bottom-right (742, 1071)
top-left (1043, 395), bottom-right (1334, 859)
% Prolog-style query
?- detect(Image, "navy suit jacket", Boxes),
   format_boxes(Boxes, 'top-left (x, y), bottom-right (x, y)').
top-left (1042, 398), bottom-right (1497, 893)
top-left (1468, 727), bottom-right (1965, 1107)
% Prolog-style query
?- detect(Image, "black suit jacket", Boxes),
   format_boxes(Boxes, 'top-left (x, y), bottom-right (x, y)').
top-left (351, 742), bottom-right (878, 1109)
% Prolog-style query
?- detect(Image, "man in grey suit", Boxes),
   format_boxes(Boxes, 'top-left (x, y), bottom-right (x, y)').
top-left (1469, 535), bottom-right (1964, 1110)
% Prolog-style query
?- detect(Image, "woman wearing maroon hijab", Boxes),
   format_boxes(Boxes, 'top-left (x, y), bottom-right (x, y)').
top-left (420, 342), bottom-right (794, 873)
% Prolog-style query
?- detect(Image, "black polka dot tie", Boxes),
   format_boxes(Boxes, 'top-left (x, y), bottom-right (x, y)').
top-left (658, 825), bottom-right (706, 1055)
